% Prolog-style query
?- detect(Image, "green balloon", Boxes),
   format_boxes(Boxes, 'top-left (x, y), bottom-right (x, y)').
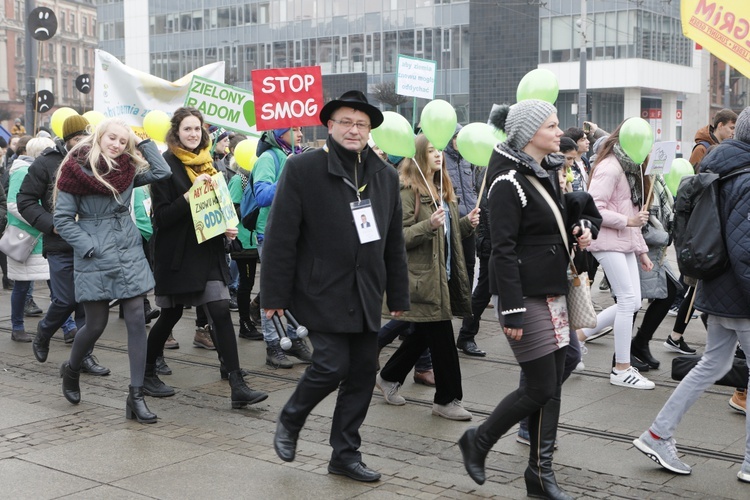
top-left (516, 69), bottom-right (559, 104)
top-left (664, 158), bottom-right (694, 197)
top-left (619, 117), bottom-right (654, 164)
top-left (371, 111), bottom-right (416, 158)
top-left (420, 99), bottom-right (457, 150)
top-left (456, 123), bottom-right (498, 167)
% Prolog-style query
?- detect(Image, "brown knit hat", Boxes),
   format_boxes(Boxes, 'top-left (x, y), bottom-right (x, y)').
top-left (62, 115), bottom-right (90, 142)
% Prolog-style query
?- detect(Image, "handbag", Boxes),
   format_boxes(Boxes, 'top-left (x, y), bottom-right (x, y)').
top-left (0, 224), bottom-right (41, 263)
top-left (525, 175), bottom-right (597, 330)
top-left (671, 355), bottom-right (748, 388)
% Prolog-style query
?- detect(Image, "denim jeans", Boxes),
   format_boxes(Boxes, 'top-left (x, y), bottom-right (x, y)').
top-left (10, 280), bottom-right (32, 331)
top-left (584, 251), bottom-right (642, 364)
top-left (38, 252), bottom-right (85, 340)
top-left (257, 240), bottom-right (299, 343)
top-left (651, 315), bottom-right (750, 466)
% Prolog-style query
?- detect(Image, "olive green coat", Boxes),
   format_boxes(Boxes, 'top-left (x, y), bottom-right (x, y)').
top-left (384, 186), bottom-right (474, 322)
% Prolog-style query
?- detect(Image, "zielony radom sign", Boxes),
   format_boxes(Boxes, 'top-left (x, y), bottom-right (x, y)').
top-left (251, 66), bottom-right (323, 130)
top-left (184, 75), bottom-right (259, 136)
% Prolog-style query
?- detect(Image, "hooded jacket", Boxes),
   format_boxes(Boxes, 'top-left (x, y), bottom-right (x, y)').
top-left (253, 131), bottom-right (288, 238)
top-left (689, 125), bottom-right (719, 173)
top-left (17, 141), bottom-right (72, 256)
top-left (444, 141), bottom-right (477, 217)
top-left (693, 139), bottom-right (750, 318)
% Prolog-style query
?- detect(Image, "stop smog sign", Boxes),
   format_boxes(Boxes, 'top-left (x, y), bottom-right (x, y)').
top-left (251, 66), bottom-right (323, 130)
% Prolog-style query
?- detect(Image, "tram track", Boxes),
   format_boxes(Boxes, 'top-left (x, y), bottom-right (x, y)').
top-left (59, 339), bottom-right (743, 466)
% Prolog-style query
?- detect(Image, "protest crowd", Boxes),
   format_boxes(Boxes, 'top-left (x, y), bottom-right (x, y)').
top-left (2, 66), bottom-right (750, 498)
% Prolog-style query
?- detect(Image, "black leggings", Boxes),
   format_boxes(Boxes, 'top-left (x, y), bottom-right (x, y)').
top-left (147, 300), bottom-right (240, 371)
top-left (70, 297), bottom-right (146, 386)
top-left (479, 348), bottom-right (566, 444)
top-left (235, 257), bottom-right (258, 323)
top-left (634, 277), bottom-right (678, 343)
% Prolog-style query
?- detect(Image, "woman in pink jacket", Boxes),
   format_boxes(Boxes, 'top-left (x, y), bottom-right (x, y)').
top-left (581, 124), bottom-right (655, 390)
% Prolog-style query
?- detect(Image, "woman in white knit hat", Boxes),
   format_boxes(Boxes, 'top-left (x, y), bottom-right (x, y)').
top-left (458, 99), bottom-right (594, 499)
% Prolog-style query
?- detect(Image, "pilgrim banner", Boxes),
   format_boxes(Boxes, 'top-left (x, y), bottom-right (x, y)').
top-left (681, 0), bottom-right (750, 78)
top-left (94, 50), bottom-right (225, 129)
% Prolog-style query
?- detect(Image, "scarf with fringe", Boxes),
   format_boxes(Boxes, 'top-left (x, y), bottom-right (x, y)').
top-left (169, 144), bottom-right (217, 182)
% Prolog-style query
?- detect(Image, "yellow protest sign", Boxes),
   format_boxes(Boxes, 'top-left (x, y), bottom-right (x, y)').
top-left (681, 0), bottom-right (750, 78)
top-left (189, 174), bottom-right (239, 243)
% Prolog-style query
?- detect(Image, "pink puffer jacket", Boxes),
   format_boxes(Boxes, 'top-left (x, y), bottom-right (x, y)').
top-left (586, 155), bottom-right (648, 255)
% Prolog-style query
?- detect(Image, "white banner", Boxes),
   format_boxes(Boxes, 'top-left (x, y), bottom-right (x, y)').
top-left (94, 49), bottom-right (225, 128)
top-left (396, 55), bottom-right (437, 100)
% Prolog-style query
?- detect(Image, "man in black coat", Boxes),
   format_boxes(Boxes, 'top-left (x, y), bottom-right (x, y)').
top-left (17, 117), bottom-right (109, 375)
top-left (263, 90), bottom-right (409, 482)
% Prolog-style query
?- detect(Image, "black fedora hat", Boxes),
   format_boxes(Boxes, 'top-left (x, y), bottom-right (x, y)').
top-left (319, 90), bottom-right (384, 129)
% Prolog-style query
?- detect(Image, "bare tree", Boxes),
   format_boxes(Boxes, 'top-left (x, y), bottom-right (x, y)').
top-left (371, 82), bottom-right (409, 111)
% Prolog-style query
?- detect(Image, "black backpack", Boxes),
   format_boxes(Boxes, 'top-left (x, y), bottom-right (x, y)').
top-left (672, 166), bottom-right (750, 281)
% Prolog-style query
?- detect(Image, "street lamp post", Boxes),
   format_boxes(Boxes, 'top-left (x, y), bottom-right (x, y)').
top-left (24, 0), bottom-right (37, 132)
top-left (578, 0), bottom-right (587, 128)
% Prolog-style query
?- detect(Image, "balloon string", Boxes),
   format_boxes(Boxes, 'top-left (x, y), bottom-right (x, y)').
top-left (413, 158), bottom-right (440, 210)
top-left (35, 42), bottom-right (43, 135)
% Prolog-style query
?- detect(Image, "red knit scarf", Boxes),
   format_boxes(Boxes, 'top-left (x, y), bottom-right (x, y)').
top-left (56, 146), bottom-right (135, 196)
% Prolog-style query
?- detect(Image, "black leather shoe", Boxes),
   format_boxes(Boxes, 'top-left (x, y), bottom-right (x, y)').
top-left (81, 355), bottom-right (111, 376)
top-left (33, 326), bottom-right (51, 363)
top-left (327, 461), bottom-right (381, 482)
top-left (60, 362), bottom-right (81, 405)
top-left (457, 340), bottom-right (487, 357)
top-left (274, 419), bottom-right (298, 462)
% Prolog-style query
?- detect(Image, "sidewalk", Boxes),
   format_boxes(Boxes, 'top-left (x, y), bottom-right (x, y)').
top-left (0, 274), bottom-right (748, 499)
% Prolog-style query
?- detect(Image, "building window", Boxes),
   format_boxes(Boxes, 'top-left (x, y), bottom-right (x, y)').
top-left (16, 37), bottom-right (23, 59)
top-left (63, 78), bottom-right (69, 99)
top-left (83, 48), bottom-right (89, 67)
top-left (14, 0), bottom-right (22, 20)
top-left (61, 45), bottom-right (67, 64)
top-left (70, 13), bottom-right (76, 33)
top-left (71, 47), bottom-right (77, 65)
top-left (82, 16), bottom-right (88, 36)
top-left (60, 11), bottom-right (66, 32)
top-left (48, 43), bottom-right (55, 62)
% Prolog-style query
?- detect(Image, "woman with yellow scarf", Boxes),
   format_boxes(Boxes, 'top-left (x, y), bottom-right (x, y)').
top-left (147, 107), bottom-right (267, 408)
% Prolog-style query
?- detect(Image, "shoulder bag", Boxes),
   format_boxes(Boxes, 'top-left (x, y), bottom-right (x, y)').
top-left (525, 175), bottom-right (597, 330)
top-left (0, 225), bottom-right (41, 263)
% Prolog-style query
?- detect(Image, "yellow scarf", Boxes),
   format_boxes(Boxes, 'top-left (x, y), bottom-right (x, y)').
top-left (170, 145), bottom-right (217, 182)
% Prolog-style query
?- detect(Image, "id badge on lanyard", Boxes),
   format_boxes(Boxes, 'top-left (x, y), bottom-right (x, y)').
top-left (351, 199), bottom-right (381, 244)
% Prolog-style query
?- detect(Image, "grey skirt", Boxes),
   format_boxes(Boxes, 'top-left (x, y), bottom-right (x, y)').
top-left (496, 296), bottom-right (565, 363)
top-left (155, 280), bottom-right (230, 308)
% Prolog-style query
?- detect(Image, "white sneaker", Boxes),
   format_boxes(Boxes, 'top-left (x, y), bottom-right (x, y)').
top-left (574, 360), bottom-right (585, 372)
top-left (610, 367), bottom-right (655, 390)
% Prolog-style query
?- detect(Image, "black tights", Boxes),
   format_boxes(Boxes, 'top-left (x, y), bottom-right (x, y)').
top-left (147, 300), bottom-right (240, 372)
top-left (479, 348), bottom-right (566, 445)
top-left (70, 297), bottom-right (146, 386)
top-left (634, 277), bottom-right (678, 343)
top-left (235, 257), bottom-right (258, 323)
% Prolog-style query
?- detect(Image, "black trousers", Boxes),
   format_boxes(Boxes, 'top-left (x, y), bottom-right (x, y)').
top-left (458, 254), bottom-right (491, 342)
top-left (279, 330), bottom-right (378, 465)
top-left (380, 320), bottom-right (463, 405)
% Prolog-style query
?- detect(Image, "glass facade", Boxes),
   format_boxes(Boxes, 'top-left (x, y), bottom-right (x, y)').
top-left (540, 0), bottom-right (692, 66)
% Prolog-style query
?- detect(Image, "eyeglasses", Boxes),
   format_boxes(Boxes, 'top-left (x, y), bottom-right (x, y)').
top-left (331, 119), bottom-right (371, 131)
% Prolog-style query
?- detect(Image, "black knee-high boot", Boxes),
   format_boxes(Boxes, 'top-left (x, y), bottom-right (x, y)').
top-left (631, 328), bottom-right (660, 369)
top-left (459, 392), bottom-right (541, 485)
top-left (524, 393), bottom-right (572, 500)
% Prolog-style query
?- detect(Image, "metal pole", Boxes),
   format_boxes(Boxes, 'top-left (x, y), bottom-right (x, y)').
top-left (24, 0), bottom-right (37, 133)
top-left (578, 0), bottom-right (587, 128)
top-left (724, 63), bottom-right (731, 109)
